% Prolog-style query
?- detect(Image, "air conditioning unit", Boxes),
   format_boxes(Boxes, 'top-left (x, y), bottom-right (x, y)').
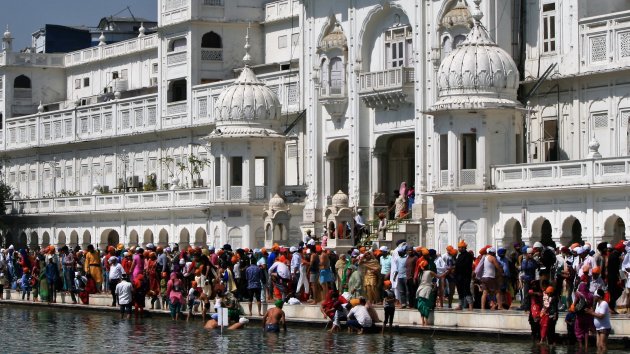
top-left (149, 77), bottom-right (158, 86)
top-left (118, 178), bottom-right (125, 189)
top-left (101, 185), bottom-right (110, 193)
top-left (127, 176), bottom-right (139, 188)
top-left (193, 178), bottom-right (203, 187)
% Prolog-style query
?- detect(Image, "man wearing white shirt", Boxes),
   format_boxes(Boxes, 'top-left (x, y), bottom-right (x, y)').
top-left (108, 257), bottom-right (126, 307)
top-left (115, 275), bottom-right (133, 319)
top-left (347, 297), bottom-right (372, 334)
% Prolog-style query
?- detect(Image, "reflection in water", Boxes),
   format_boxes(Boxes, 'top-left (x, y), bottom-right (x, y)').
top-left (0, 306), bottom-right (626, 353)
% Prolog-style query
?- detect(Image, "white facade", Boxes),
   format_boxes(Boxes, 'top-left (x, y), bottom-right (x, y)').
top-left (1, 0), bottom-right (629, 252)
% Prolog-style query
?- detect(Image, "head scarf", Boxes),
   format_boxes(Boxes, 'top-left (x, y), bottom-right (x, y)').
top-left (458, 240), bottom-right (467, 248)
top-left (275, 299), bottom-right (284, 308)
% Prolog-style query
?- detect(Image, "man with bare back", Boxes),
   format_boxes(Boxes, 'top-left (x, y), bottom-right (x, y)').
top-left (319, 247), bottom-right (333, 300)
top-left (263, 299), bottom-right (287, 332)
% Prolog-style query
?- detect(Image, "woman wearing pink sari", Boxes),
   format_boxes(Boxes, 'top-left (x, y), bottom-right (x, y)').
top-left (130, 248), bottom-right (145, 282)
top-left (574, 275), bottom-right (594, 351)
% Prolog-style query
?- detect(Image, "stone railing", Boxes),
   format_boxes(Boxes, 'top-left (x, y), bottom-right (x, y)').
top-left (2, 69), bottom-right (300, 151)
top-left (580, 10), bottom-right (630, 71)
top-left (64, 34), bottom-right (157, 67)
top-left (0, 52), bottom-right (65, 67)
top-left (265, 0), bottom-right (299, 23)
top-left (358, 67), bottom-right (415, 108)
top-left (5, 185), bottom-right (273, 215)
top-left (6, 188), bottom-right (212, 215)
top-left (201, 48), bottom-right (222, 61)
top-left (492, 156), bottom-right (630, 189)
top-left (2, 94), bottom-right (158, 151)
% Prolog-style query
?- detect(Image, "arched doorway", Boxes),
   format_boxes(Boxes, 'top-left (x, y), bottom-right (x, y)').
top-left (100, 229), bottom-right (119, 249)
top-left (158, 229), bottom-right (169, 247)
top-left (57, 231), bottom-right (67, 247)
top-left (4, 232), bottom-right (13, 248)
top-left (82, 230), bottom-right (91, 250)
top-left (459, 220), bottom-right (477, 253)
top-left (18, 232), bottom-right (28, 249)
top-left (29, 232), bottom-right (39, 249)
top-left (541, 220), bottom-right (553, 247)
top-left (531, 217), bottom-right (551, 245)
top-left (213, 227), bottom-right (221, 248)
top-left (143, 229), bottom-right (154, 246)
top-left (180, 228), bottom-right (190, 249)
top-left (562, 216), bottom-right (583, 246)
top-left (69, 231), bottom-right (79, 248)
top-left (604, 215), bottom-right (626, 243)
top-left (42, 232), bottom-right (51, 247)
top-left (228, 228), bottom-right (242, 248)
top-left (374, 133), bottom-right (415, 203)
top-left (194, 228), bottom-right (206, 247)
top-left (327, 139), bottom-right (349, 195)
top-left (504, 218), bottom-right (523, 248)
top-left (254, 227), bottom-right (265, 249)
top-left (128, 230), bottom-right (139, 247)
top-left (438, 221), bottom-right (448, 253)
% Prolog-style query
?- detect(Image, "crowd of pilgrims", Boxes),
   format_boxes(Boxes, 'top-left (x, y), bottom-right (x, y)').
top-left (0, 237), bottom-right (629, 344)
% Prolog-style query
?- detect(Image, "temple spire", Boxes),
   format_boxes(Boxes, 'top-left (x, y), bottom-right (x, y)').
top-left (243, 22), bottom-right (252, 65)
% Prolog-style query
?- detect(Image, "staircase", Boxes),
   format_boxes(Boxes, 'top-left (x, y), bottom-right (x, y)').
top-left (360, 211), bottom-right (421, 248)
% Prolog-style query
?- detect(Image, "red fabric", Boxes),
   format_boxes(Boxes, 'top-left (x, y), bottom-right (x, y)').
top-left (85, 277), bottom-right (97, 295)
top-left (540, 313), bottom-right (550, 339)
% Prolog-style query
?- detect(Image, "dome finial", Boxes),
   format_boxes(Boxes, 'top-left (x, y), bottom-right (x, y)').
top-left (471, 0), bottom-right (483, 22)
top-left (243, 22), bottom-right (252, 65)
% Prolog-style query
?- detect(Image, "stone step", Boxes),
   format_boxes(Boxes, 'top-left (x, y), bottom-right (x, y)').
top-left (3, 290), bottom-right (630, 339)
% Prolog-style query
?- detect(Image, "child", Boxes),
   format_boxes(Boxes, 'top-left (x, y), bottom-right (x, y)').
top-left (382, 283), bottom-right (396, 334)
top-left (160, 272), bottom-right (168, 310)
top-left (21, 268), bottom-right (32, 300)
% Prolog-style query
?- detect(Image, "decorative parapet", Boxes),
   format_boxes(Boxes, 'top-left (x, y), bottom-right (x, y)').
top-left (358, 67), bottom-right (414, 109)
top-left (491, 157), bottom-right (630, 190)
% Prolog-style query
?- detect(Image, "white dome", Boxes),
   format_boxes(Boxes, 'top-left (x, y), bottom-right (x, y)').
top-left (268, 193), bottom-right (287, 210)
top-left (331, 190), bottom-right (349, 207)
top-left (433, 3), bottom-right (520, 111)
top-left (214, 66), bottom-right (281, 122)
top-left (320, 23), bottom-right (347, 51)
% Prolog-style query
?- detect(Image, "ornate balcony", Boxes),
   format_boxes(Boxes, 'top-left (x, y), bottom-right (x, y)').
top-left (319, 85), bottom-right (348, 118)
top-left (358, 67), bottom-right (414, 109)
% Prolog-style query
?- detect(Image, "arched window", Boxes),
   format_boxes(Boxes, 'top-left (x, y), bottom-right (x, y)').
top-left (14, 75), bottom-right (31, 89)
top-left (201, 32), bottom-right (222, 48)
top-left (201, 32), bottom-right (223, 61)
top-left (329, 57), bottom-right (344, 93)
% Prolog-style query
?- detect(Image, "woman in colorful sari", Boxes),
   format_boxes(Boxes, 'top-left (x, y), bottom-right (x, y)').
top-left (360, 252), bottom-right (381, 304)
top-left (84, 245), bottom-right (102, 291)
top-left (416, 250), bottom-right (443, 326)
top-left (574, 274), bottom-right (594, 352)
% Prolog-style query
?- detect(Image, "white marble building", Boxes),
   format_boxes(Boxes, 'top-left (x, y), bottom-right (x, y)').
top-left (1, 0), bottom-right (629, 252)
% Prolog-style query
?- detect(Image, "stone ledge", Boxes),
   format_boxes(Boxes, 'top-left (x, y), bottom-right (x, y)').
top-left (2, 291), bottom-right (630, 339)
